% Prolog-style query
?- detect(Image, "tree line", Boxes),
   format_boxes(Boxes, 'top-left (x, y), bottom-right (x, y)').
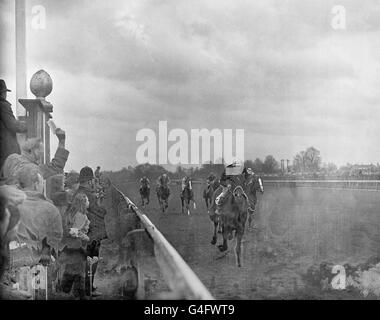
top-left (66, 146), bottom-right (380, 185)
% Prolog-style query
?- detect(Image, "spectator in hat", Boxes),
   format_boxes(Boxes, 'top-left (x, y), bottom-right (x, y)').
top-left (2, 127), bottom-right (69, 185)
top-left (94, 166), bottom-right (101, 180)
top-left (0, 79), bottom-right (27, 171)
top-left (69, 166), bottom-right (107, 297)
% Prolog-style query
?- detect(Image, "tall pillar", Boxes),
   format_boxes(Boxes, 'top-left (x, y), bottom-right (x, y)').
top-left (18, 70), bottom-right (53, 165)
top-left (15, 0), bottom-right (27, 116)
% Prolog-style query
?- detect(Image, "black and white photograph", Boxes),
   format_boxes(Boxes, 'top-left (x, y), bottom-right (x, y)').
top-left (1, 0), bottom-right (380, 305)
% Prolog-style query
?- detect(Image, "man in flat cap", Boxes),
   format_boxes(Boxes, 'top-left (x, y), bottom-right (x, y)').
top-left (0, 80), bottom-right (27, 171)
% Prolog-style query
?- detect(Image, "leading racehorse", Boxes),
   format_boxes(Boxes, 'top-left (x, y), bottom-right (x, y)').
top-left (209, 183), bottom-right (249, 267)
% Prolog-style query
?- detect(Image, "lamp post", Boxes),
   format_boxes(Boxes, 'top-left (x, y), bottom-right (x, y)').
top-left (18, 70), bottom-right (53, 165)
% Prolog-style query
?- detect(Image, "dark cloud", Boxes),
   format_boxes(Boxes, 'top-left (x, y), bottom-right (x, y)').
top-left (2, 0), bottom-right (380, 169)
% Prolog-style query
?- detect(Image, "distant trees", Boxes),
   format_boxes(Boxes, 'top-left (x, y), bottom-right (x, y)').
top-left (100, 146), bottom-right (374, 183)
top-left (134, 163), bottom-right (167, 179)
top-left (293, 147), bottom-right (321, 173)
top-left (245, 156), bottom-right (279, 174)
top-left (263, 155), bottom-right (279, 173)
top-left (244, 158), bottom-right (265, 173)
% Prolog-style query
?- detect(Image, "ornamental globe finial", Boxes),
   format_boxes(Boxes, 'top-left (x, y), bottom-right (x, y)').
top-left (30, 70), bottom-right (53, 98)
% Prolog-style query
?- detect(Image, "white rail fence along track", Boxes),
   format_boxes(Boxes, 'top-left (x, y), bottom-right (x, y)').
top-left (263, 180), bottom-right (380, 191)
top-left (112, 185), bottom-right (214, 300)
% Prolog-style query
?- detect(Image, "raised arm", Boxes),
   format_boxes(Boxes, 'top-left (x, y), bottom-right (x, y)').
top-left (39, 128), bottom-right (69, 179)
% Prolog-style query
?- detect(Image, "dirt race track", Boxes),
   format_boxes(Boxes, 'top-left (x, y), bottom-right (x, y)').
top-left (117, 182), bottom-right (380, 299)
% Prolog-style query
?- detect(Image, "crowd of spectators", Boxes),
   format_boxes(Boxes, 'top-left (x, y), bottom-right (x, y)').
top-left (0, 79), bottom-right (107, 300)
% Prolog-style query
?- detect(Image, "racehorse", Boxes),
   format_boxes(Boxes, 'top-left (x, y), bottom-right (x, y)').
top-left (156, 184), bottom-right (170, 213)
top-left (245, 175), bottom-right (264, 230)
top-left (139, 185), bottom-right (150, 207)
top-left (203, 180), bottom-right (220, 212)
top-left (209, 185), bottom-right (249, 267)
top-left (181, 180), bottom-right (196, 215)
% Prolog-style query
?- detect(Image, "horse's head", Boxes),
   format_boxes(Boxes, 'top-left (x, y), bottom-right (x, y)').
top-left (232, 186), bottom-right (248, 207)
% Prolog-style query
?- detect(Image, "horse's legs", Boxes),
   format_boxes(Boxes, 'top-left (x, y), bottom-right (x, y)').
top-left (218, 222), bottom-right (228, 252)
top-left (157, 194), bottom-right (163, 212)
top-left (162, 199), bottom-right (165, 212)
top-left (218, 236), bottom-right (228, 252)
top-left (211, 219), bottom-right (217, 245)
top-left (235, 229), bottom-right (243, 267)
top-left (181, 196), bottom-right (184, 214)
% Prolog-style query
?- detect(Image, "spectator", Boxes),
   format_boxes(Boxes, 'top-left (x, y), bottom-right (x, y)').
top-left (70, 166), bottom-right (107, 297)
top-left (65, 171), bottom-right (80, 204)
top-left (0, 185), bottom-right (26, 281)
top-left (94, 166), bottom-right (101, 180)
top-left (59, 193), bottom-right (90, 299)
top-left (2, 128), bottom-right (69, 184)
top-left (46, 174), bottom-right (68, 215)
top-left (11, 166), bottom-right (63, 267)
top-left (0, 80), bottom-right (27, 170)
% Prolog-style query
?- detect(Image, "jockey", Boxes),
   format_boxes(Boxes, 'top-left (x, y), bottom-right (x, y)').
top-left (242, 167), bottom-right (255, 184)
top-left (242, 167), bottom-right (263, 216)
top-left (156, 173), bottom-right (170, 188)
top-left (242, 167), bottom-right (263, 193)
top-left (181, 175), bottom-right (194, 198)
top-left (215, 159), bottom-right (244, 215)
top-left (206, 172), bottom-right (217, 186)
top-left (140, 176), bottom-right (150, 189)
top-left (181, 175), bottom-right (191, 191)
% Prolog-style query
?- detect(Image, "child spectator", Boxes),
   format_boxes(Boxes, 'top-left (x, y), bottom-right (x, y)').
top-left (59, 193), bottom-right (90, 299)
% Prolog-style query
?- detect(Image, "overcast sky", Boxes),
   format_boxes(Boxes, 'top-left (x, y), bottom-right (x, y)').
top-left (1, 0), bottom-right (380, 171)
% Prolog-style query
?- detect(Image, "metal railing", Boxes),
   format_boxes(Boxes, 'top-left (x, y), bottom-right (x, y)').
top-left (263, 180), bottom-right (380, 191)
top-left (113, 186), bottom-right (214, 300)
